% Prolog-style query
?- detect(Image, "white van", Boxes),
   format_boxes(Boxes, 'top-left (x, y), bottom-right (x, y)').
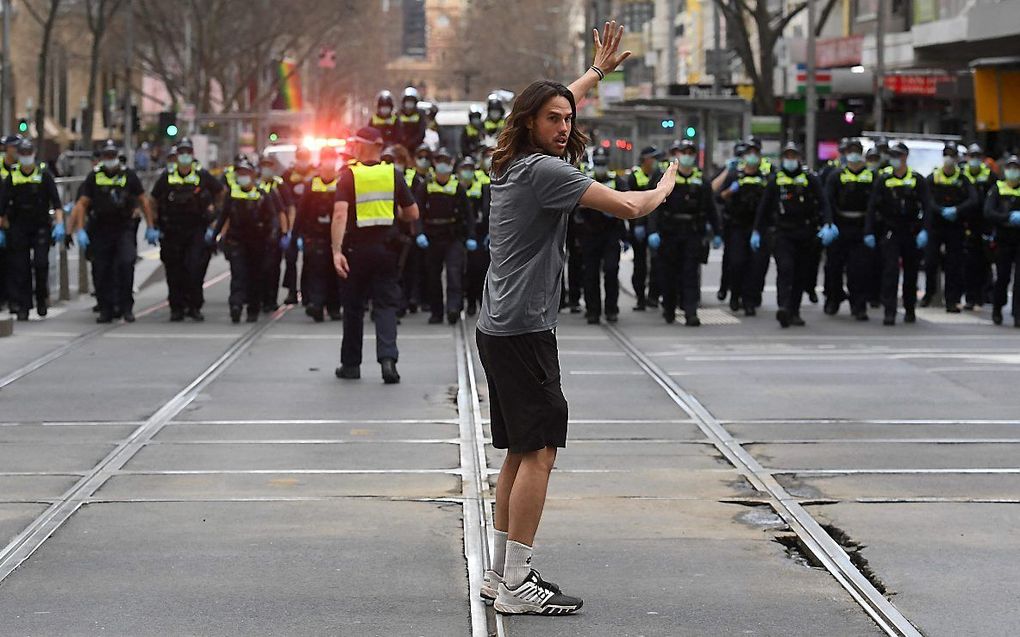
top-left (860, 135), bottom-right (966, 176)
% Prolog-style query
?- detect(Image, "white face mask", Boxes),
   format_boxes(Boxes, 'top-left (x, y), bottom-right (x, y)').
top-left (378, 106), bottom-right (392, 117)
top-left (968, 158), bottom-right (982, 169)
top-left (103, 158), bottom-right (120, 170)
top-left (435, 162), bottom-right (453, 175)
top-left (236, 175), bottom-right (253, 187)
top-left (679, 154), bottom-right (696, 168)
top-left (177, 153), bottom-right (193, 166)
top-left (394, 163), bottom-right (405, 173)
top-left (890, 158), bottom-right (904, 170)
top-left (459, 169), bottom-right (474, 181)
top-left (744, 153), bottom-right (760, 166)
top-left (846, 153), bottom-right (863, 164)
top-left (943, 156), bottom-right (957, 169)
top-left (488, 109), bottom-right (502, 120)
top-left (782, 158), bottom-right (799, 172)
top-left (1005, 168), bottom-right (1020, 182)
top-left (18, 154), bottom-right (34, 166)
top-left (482, 156), bottom-right (492, 171)
top-left (403, 100), bottom-right (417, 112)
top-left (261, 167), bottom-right (275, 179)
top-left (416, 157), bottom-right (430, 170)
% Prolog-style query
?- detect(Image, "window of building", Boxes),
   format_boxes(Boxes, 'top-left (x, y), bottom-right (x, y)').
top-left (402, 0), bottom-right (427, 58)
top-left (621, 1), bottom-right (654, 31)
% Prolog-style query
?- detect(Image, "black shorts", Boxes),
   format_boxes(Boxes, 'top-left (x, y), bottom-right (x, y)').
top-left (476, 328), bottom-right (568, 453)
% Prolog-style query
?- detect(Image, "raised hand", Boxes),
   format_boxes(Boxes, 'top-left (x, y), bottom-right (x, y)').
top-left (592, 20), bottom-right (632, 74)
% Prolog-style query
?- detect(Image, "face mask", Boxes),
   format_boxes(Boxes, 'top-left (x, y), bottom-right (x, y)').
top-left (679, 154), bottom-right (696, 168)
top-left (1005, 168), bottom-right (1020, 182)
top-left (469, 116), bottom-right (481, 126)
top-left (968, 158), bottom-right (982, 169)
top-left (459, 169), bottom-right (474, 181)
top-left (261, 167), bottom-right (275, 179)
top-left (482, 157), bottom-right (492, 171)
top-left (744, 153), bottom-right (760, 166)
top-left (846, 153), bottom-right (863, 164)
top-left (943, 156), bottom-right (957, 169)
top-left (378, 106), bottom-right (392, 117)
top-left (593, 165), bottom-right (608, 179)
top-left (890, 158), bottom-right (904, 170)
top-left (416, 157), bottom-right (430, 170)
top-left (177, 153), bottom-right (193, 166)
top-left (394, 163), bottom-right (405, 173)
top-left (866, 161), bottom-right (879, 171)
top-left (18, 154), bottom-right (35, 166)
top-left (236, 175), bottom-right (253, 187)
top-left (782, 159), bottom-right (799, 172)
top-left (100, 158), bottom-right (119, 170)
top-left (488, 109), bottom-right (502, 120)
top-left (403, 101), bottom-right (416, 112)
top-left (435, 162), bottom-right (453, 175)
top-left (880, 153), bottom-right (890, 163)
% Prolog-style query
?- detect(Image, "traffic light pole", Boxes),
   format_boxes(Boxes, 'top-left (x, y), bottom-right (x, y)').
top-left (123, 1), bottom-right (134, 167)
top-left (1, 0), bottom-right (10, 132)
top-left (805, 0), bottom-right (817, 170)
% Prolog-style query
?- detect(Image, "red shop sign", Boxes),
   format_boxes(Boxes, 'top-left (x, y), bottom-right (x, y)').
top-left (883, 74), bottom-right (952, 96)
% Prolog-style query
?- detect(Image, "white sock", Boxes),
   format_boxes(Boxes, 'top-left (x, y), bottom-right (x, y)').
top-left (491, 530), bottom-right (508, 577)
top-left (503, 540), bottom-right (533, 588)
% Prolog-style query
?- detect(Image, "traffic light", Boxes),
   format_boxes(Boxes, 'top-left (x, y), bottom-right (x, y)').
top-left (660, 119), bottom-right (675, 129)
top-left (158, 111), bottom-right (178, 138)
top-left (268, 131), bottom-right (279, 142)
top-left (17, 118), bottom-right (28, 133)
top-left (685, 126), bottom-right (696, 138)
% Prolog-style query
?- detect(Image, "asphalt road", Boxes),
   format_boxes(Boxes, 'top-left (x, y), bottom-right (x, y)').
top-left (0, 251), bottom-right (1017, 637)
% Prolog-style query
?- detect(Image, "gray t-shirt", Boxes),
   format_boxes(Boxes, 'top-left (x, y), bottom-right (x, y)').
top-left (477, 153), bottom-right (595, 336)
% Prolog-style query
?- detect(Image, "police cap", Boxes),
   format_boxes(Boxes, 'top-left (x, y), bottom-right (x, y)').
top-left (781, 141), bottom-right (801, 156)
top-left (733, 142), bottom-right (748, 156)
top-left (875, 136), bottom-right (890, 150)
top-left (592, 146), bottom-right (610, 165)
top-left (967, 143), bottom-right (983, 156)
top-left (377, 90), bottom-right (394, 107)
top-left (402, 86), bottom-right (420, 102)
top-left (176, 137), bottom-right (195, 151)
top-left (234, 159), bottom-right (255, 173)
top-left (845, 138), bottom-right (863, 153)
top-left (942, 142), bottom-right (958, 157)
top-left (744, 137), bottom-right (762, 151)
top-left (380, 146), bottom-right (397, 163)
top-left (2, 134), bottom-right (22, 147)
top-left (1005, 155), bottom-right (1020, 168)
top-left (639, 145), bottom-right (659, 159)
top-left (889, 142), bottom-right (909, 156)
top-left (99, 139), bottom-right (119, 156)
top-left (432, 147), bottom-right (454, 161)
top-left (16, 138), bottom-right (34, 154)
top-left (458, 155), bottom-right (476, 169)
top-left (674, 139), bottom-right (697, 153)
top-left (353, 126), bottom-right (384, 145)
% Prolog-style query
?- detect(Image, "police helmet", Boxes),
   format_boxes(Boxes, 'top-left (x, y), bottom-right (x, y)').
top-left (414, 143), bottom-right (432, 157)
top-left (176, 137), bottom-right (195, 152)
top-left (468, 105), bottom-right (484, 121)
top-left (16, 138), bottom-right (35, 154)
top-left (381, 146), bottom-right (397, 163)
top-left (875, 136), bottom-right (890, 151)
top-left (433, 147), bottom-right (454, 162)
top-left (942, 142), bottom-right (958, 157)
top-left (167, 145), bottom-right (178, 157)
top-left (781, 141), bottom-right (801, 156)
top-left (234, 159), bottom-right (256, 174)
top-left (967, 143), bottom-right (983, 156)
top-left (233, 152), bottom-right (250, 165)
top-left (1005, 155), bottom-right (1020, 168)
top-left (865, 146), bottom-right (880, 159)
top-left (259, 154), bottom-right (277, 166)
top-left (402, 86), bottom-right (420, 103)
top-left (747, 136), bottom-right (762, 150)
top-left (889, 142), bottom-right (909, 156)
top-left (654, 148), bottom-right (667, 161)
top-left (377, 90), bottom-right (394, 108)
top-left (487, 93), bottom-right (504, 114)
top-left (838, 137), bottom-right (850, 153)
top-left (592, 146), bottom-right (610, 165)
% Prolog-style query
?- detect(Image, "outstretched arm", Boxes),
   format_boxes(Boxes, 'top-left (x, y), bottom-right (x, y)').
top-left (568, 20), bottom-right (632, 106)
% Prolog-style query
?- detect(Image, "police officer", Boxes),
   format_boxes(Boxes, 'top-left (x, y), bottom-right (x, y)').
top-left (719, 140), bottom-right (770, 316)
top-left (628, 146), bottom-right (663, 311)
top-left (562, 181), bottom-right (585, 314)
top-left (370, 90), bottom-right (399, 145)
top-left (985, 155), bottom-right (1020, 327)
top-left (332, 126), bottom-right (419, 384)
top-left (416, 147), bottom-right (473, 325)
top-left (412, 144), bottom-right (433, 182)
top-left (458, 156), bottom-right (490, 316)
top-left (962, 143), bottom-right (998, 309)
top-left (575, 147), bottom-right (626, 324)
top-left (648, 139), bottom-right (720, 326)
top-left (924, 142), bottom-right (978, 312)
top-left (713, 141), bottom-right (749, 304)
top-left (0, 138), bottom-right (63, 320)
top-left (386, 145), bottom-right (426, 315)
top-left (280, 147), bottom-right (314, 305)
top-left (257, 155), bottom-right (293, 311)
top-left (68, 140), bottom-right (157, 323)
top-left (294, 146), bottom-right (343, 322)
top-left (209, 160), bottom-right (278, 323)
top-left (0, 134), bottom-right (21, 311)
top-left (754, 142), bottom-right (832, 327)
top-left (397, 87), bottom-right (426, 153)
top-left (151, 136), bottom-right (223, 321)
top-left (483, 93), bottom-right (506, 144)
top-left (461, 105), bottom-right (485, 159)
top-left (865, 142), bottom-right (935, 326)
top-left (824, 139), bottom-right (874, 320)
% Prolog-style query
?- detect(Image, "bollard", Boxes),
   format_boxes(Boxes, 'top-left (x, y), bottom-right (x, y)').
top-left (78, 245), bottom-right (90, 295)
top-left (59, 242), bottom-right (71, 301)
top-left (0, 316), bottom-right (12, 338)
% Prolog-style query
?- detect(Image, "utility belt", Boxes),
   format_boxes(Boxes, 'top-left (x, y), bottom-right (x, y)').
top-left (660, 213), bottom-right (703, 235)
top-left (423, 217), bottom-right (458, 226)
top-left (6, 206), bottom-right (50, 225)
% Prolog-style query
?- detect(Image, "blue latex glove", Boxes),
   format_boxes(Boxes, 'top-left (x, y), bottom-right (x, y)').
top-left (75, 229), bottom-right (90, 249)
top-left (145, 227), bottom-right (161, 246)
top-left (647, 232), bottom-right (661, 249)
top-left (1009, 211), bottom-right (1020, 226)
top-left (483, 235), bottom-right (490, 250)
top-left (279, 232), bottom-right (291, 251)
top-left (817, 223), bottom-right (838, 247)
top-left (51, 223), bottom-right (66, 242)
top-left (416, 233), bottom-right (429, 249)
top-left (204, 227), bottom-right (216, 246)
top-left (726, 158), bottom-right (738, 171)
top-left (297, 237), bottom-right (304, 252)
top-left (750, 230), bottom-right (761, 252)
top-left (633, 225), bottom-right (647, 243)
top-left (465, 238), bottom-right (478, 252)
top-left (712, 235), bottom-right (723, 249)
top-left (728, 181), bottom-right (740, 194)
top-left (0, 229), bottom-right (5, 248)
top-left (916, 229), bottom-right (929, 249)
top-left (941, 206), bottom-right (957, 222)
top-left (863, 234), bottom-right (876, 249)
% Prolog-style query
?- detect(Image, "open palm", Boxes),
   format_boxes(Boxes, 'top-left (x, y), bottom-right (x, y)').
top-left (592, 20), bottom-right (632, 74)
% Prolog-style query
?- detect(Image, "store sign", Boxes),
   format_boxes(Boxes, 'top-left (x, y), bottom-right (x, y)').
top-left (883, 74), bottom-right (953, 96)
top-left (816, 36), bottom-right (863, 68)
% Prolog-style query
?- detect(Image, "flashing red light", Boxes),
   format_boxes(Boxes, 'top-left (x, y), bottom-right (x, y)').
top-left (600, 139), bottom-right (611, 148)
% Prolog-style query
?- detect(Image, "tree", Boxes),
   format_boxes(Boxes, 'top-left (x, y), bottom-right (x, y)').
top-left (711, 0), bottom-right (839, 115)
top-left (21, 0), bottom-right (62, 151)
top-left (81, 0), bottom-right (125, 148)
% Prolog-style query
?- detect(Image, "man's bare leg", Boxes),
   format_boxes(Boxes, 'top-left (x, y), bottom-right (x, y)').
top-left (500, 446), bottom-right (557, 588)
top-left (489, 451), bottom-right (523, 578)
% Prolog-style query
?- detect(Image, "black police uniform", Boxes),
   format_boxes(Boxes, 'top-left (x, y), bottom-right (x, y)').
top-left (756, 166), bottom-right (830, 323)
top-left (461, 120), bottom-right (484, 159)
top-left (721, 166), bottom-right (770, 314)
top-left (400, 167), bottom-right (427, 313)
top-left (258, 175), bottom-right (292, 310)
top-left (369, 113), bottom-right (399, 146)
top-left (280, 166), bottom-right (313, 302)
top-left (419, 174), bottom-right (473, 322)
top-left (0, 158), bottom-right (17, 309)
top-left (925, 165), bottom-right (978, 308)
top-left (963, 163), bottom-right (999, 307)
top-left (152, 164), bottom-right (223, 318)
top-left (563, 197), bottom-right (585, 313)
top-left (576, 170), bottom-right (626, 323)
top-left (336, 160), bottom-right (416, 367)
top-left (215, 180), bottom-right (279, 321)
top-left (627, 165), bottom-right (662, 309)
top-left (984, 177), bottom-right (1020, 325)
top-left (650, 167), bottom-right (718, 322)
top-left (0, 162), bottom-right (61, 316)
top-left (824, 165), bottom-right (875, 317)
top-left (79, 167), bottom-right (146, 317)
top-left (865, 167), bottom-right (934, 320)
top-left (295, 174), bottom-right (343, 320)
top-left (462, 173), bottom-right (491, 315)
top-left (397, 110), bottom-right (427, 154)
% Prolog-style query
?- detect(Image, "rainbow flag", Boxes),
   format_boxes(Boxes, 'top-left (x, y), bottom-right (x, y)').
top-left (273, 59), bottom-right (303, 111)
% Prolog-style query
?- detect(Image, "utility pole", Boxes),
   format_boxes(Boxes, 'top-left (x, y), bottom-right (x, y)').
top-left (123, 0), bottom-right (134, 167)
top-left (665, 0), bottom-right (677, 96)
top-left (873, 1), bottom-right (885, 132)
top-left (805, 0), bottom-right (817, 170)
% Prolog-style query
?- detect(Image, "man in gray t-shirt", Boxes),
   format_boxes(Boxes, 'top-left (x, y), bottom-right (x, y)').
top-left (476, 154), bottom-right (594, 336)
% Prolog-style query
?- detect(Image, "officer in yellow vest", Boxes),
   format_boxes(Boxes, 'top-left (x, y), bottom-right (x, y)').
top-left (67, 140), bottom-right (157, 323)
top-left (457, 156), bottom-right (490, 316)
top-left (984, 155), bottom-right (1020, 327)
top-left (0, 138), bottom-right (63, 320)
top-left (151, 136), bottom-right (224, 321)
top-left (823, 139), bottom-right (874, 320)
top-left (294, 146), bottom-right (343, 322)
top-left (331, 126), bottom-right (419, 384)
top-left (924, 142), bottom-right (978, 312)
top-left (627, 146), bottom-right (663, 311)
top-left (0, 134), bottom-right (21, 310)
top-left (461, 106), bottom-right (485, 159)
top-left (719, 141), bottom-right (770, 316)
top-left (257, 154), bottom-right (292, 311)
top-left (416, 147), bottom-right (474, 325)
top-left (382, 145), bottom-right (426, 316)
top-left (483, 93), bottom-right (506, 143)
top-left (864, 143), bottom-right (935, 326)
top-left (396, 87), bottom-right (426, 153)
top-left (963, 143), bottom-right (999, 309)
top-left (369, 90), bottom-right (399, 145)
top-left (280, 146), bottom-right (314, 305)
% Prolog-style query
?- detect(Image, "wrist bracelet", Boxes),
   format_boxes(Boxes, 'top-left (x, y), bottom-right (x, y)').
top-left (590, 65), bottom-right (605, 81)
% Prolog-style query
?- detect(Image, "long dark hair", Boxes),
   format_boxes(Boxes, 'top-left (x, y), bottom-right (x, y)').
top-left (491, 80), bottom-right (589, 176)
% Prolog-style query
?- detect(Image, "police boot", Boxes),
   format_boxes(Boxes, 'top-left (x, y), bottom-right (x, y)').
top-left (170, 309), bottom-right (185, 322)
top-left (428, 314), bottom-right (444, 324)
top-left (36, 296), bottom-right (47, 317)
top-left (187, 308), bottom-right (204, 322)
top-left (283, 289), bottom-right (299, 305)
top-left (230, 306), bottom-right (242, 324)
top-left (684, 313), bottom-right (701, 327)
top-left (807, 289), bottom-right (819, 304)
top-left (15, 309), bottom-right (28, 321)
top-left (336, 364), bottom-right (360, 380)
top-left (919, 293), bottom-right (932, 307)
top-left (776, 308), bottom-right (791, 328)
top-left (380, 358), bottom-right (400, 384)
top-left (946, 303), bottom-right (961, 313)
top-left (305, 305), bottom-right (324, 323)
top-left (466, 300), bottom-right (477, 316)
top-left (823, 298), bottom-right (840, 316)
top-left (123, 311), bottom-right (136, 323)
top-left (789, 314), bottom-right (806, 327)
top-left (586, 314), bottom-right (600, 325)
top-left (328, 307), bottom-right (343, 321)
top-left (663, 310), bottom-right (676, 324)
top-left (246, 307), bottom-right (259, 323)
top-left (729, 295), bottom-right (740, 312)
top-left (991, 307), bottom-right (1003, 325)
top-left (447, 311), bottom-right (460, 325)
top-left (883, 310), bottom-right (896, 326)
top-left (96, 310), bottom-right (113, 324)
top-left (904, 307), bottom-right (916, 323)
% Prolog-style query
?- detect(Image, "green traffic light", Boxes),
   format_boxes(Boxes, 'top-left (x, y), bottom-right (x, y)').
top-left (166, 124), bottom-right (179, 136)
top-left (269, 132), bottom-right (279, 141)
top-left (685, 126), bottom-right (696, 137)
top-left (18, 120), bottom-right (28, 133)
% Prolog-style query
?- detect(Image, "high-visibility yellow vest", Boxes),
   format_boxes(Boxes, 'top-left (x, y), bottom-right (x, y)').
top-left (461, 178), bottom-right (483, 199)
top-left (483, 118), bottom-right (504, 133)
top-left (675, 168), bottom-right (703, 185)
top-left (997, 180), bottom-right (1020, 197)
top-left (964, 164), bottom-right (991, 185)
top-left (885, 169), bottom-right (917, 189)
top-left (474, 169), bottom-right (490, 186)
top-left (404, 168), bottom-right (417, 188)
top-left (426, 177), bottom-right (459, 196)
top-left (167, 167), bottom-right (201, 186)
top-left (399, 112), bottom-right (421, 124)
top-left (0, 162), bottom-right (17, 180)
top-left (371, 114), bottom-right (396, 127)
top-left (95, 171), bottom-right (128, 188)
top-left (258, 176), bottom-right (283, 194)
top-left (933, 167), bottom-right (962, 186)
top-left (464, 124), bottom-right (479, 137)
top-left (839, 168), bottom-right (873, 184)
top-left (351, 163), bottom-right (396, 228)
top-left (230, 182), bottom-right (261, 201)
top-left (775, 171), bottom-right (809, 188)
top-left (310, 175), bottom-right (338, 193)
top-left (632, 167), bottom-right (651, 189)
top-left (10, 163), bottom-right (44, 186)
top-left (737, 173), bottom-right (766, 187)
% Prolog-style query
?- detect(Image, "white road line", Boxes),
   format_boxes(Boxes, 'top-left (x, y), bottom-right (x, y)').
top-left (775, 468), bottom-right (1020, 475)
top-left (114, 469), bottom-right (463, 475)
top-left (145, 439), bottom-right (460, 445)
top-left (721, 419), bottom-right (1020, 425)
top-left (171, 419), bottom-right (459, 425)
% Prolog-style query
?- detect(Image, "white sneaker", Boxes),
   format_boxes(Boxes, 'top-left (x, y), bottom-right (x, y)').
top-left (494, 569), bottom-right (582, 615)
top-left (480, 569), bottom-right (502, 601)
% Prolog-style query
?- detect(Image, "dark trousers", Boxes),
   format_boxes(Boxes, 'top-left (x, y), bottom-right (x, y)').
top-left (225, 237), bottom-right (270, 312)
top-left (565, 234), bottom-right (583, 307)
top-left (425, 236), bottom-right (465, 317)
top-left (465, 248), bottom-right (490, 307)
top-left (773, 227), bottom-right (817, 315)
top-left (400, 245), bottom-right (424, 310)
top-left (924, 222), bottom-right (965, 305)
top-left (725, 224), bottom-right (766, 309)
top-left (659, 232), bottom-right (702, 317)
top-left (161, 228), bottom-right (210, 312)
top-left (340, 242), bottom-right (400, 365)
top-left (631, 239), bottom-right (660, 304)
top-left (880, 229), bottom-right (922, 314)
top-left (581, 232), bottom-right (621, 318)
top-left (0, 243), bottom-right (8, 308)
top-left (993, 236), bottom-right (1020, 317)
top-left (263, 240), bottom-right (283, 308)
top-left (718, 219), bottom-right (731, 295)
top-left (282, 235), bottom-right (300, 293)
top-left (5, 220), bottom-right (50, 312)
top-left (302, 238), bottom-right (341, 313)
top-left (91, 224), bottom-right (137, 314)
top-left (964, 233), bottom-right (993, 306)
top-left (824, 224), bottom-right (871, 314)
